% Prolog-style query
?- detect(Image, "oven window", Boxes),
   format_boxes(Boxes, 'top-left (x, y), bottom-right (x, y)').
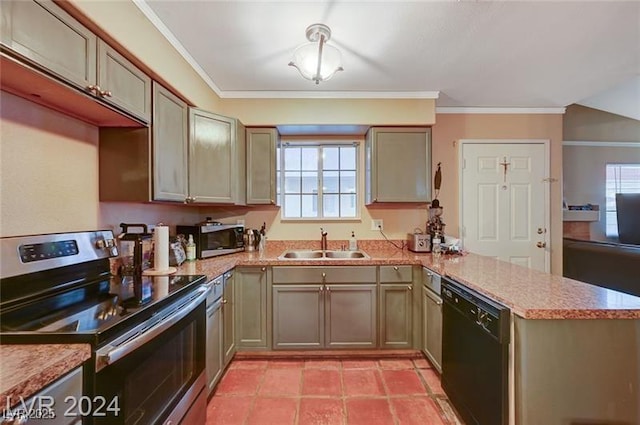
top-left (124, 322), bottom-right (196, 425)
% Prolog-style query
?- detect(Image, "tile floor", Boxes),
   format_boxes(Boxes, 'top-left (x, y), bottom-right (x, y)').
top-left (206, 357), bottom-right (463, 425)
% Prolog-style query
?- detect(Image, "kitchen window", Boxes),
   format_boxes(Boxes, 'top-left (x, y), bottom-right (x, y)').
top-left (605, 163), bottom-right (640, 237)
top-left (277, 141), bottom-right (358, 219)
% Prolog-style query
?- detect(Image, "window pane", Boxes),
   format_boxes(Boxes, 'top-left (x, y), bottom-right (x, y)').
top-left (340, 194), bottom-right (357, 217)
top-left (284, 172), bottom-right (301, 193)
top-left (276, 170), bottom-right (281, 195)
top-left (284, 148), bottom-right (301, 170)
top-left (323, 171), bottom-right (339, 193)
top-left (302, 195), bottom-right (318, 217)
top-left (276, 147), bottom-right (281, 171)
top-left (340, 171), bottom-right (356, 193)
top-left (301, 148), bottom-right (318, 171)
top-left (606, 211), bottom-right (619, 237)
top-left (323, 147), bottom-right (339, 170)
top-left (302, 172), bottom-right (318, 193)
top-left (323, 194), bottom-right (339, 217)
top-left (340, 147), bottom-right (356, 170)
top-left (284, 195), bottom-right (301, 217)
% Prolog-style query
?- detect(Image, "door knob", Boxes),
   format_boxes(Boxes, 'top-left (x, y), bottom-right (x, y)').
top-left (536, 242), bottom-right (546, 248)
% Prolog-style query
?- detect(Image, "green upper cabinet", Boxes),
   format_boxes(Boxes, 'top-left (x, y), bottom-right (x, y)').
top-left (365, 127), bottom-right (431, 204)
top-left (189, 108), bottom-right (246, 205)
top-left (1, 0), bottom-right (96, 89)
top-left (97, 40), bottom-right (151, 123)
top-left (153, 82), bottom-right (189, 202)
top-left (1, 0), bottom-right (151, 124)
top-left (246, 127), bottom-right (278, 205)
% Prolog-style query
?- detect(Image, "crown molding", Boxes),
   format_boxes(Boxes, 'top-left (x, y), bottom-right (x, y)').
top-left (436, 107), bottom-right (566, 114)
top-left (219, 91), bottom-right (440, 99)
top-left (563, 141), bottom-right (640, 147)
top-left (133, 0), bottom-right (223, 97)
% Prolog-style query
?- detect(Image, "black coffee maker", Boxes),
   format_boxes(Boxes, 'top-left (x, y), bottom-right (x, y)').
top-left (117, 223), bottom-right (153, 276)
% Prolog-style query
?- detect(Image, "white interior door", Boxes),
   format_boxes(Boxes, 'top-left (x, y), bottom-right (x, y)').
top-left (460, 141), bottom-right (549, 272)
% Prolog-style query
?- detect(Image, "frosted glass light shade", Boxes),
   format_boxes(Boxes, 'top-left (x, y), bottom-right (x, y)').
top-left (288, 23), bottom-right (344, 84)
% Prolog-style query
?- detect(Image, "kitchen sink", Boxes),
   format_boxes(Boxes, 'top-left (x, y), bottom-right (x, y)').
top-left (280, 250), bottom-right (324, 259)
top-left (278, 250), bottom-right (369, 260)
top-left (324, 251), bottom-right (367, 259)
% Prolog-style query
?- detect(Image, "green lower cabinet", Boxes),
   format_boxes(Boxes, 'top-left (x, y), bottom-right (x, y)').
top-left (235, 267), bottom-right (271, 350)
top-left (379, 283), bottom-right (413, 348)
top-left (273, 285), bottom-right (324, 349)
top-left (272, 284), bottom-right (377, 349)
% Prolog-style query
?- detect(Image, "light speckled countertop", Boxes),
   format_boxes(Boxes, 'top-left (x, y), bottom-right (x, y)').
top-left (177, 240), bottom-right (640, 320)
top-left (0, 344), bottom-right (90, 403)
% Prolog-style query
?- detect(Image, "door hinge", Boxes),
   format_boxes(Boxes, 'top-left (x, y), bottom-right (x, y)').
top-left (542, 177), bottom-right (558, 183)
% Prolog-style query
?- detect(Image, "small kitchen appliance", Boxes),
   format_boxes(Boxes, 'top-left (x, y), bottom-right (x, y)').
top-left (408, 232), bottom-right (431, 253)
top-left (117, 223), bottom-right (153, 276)
top-left (176, 218), bottom-right (244, 259)
top-left (427, 199), bottom-right (446, 249)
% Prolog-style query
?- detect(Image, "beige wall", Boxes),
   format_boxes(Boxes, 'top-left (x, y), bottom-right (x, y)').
top-left (431, 114), bottom-right (564, 274)
top-left (220, 98), bottom-right (435, 126)
top-left (564, 104), bottom-right (640, 142)
top-left (0, 91), bottom-right (204, 237)
top-left (563, 144), bottom-right (640, 242)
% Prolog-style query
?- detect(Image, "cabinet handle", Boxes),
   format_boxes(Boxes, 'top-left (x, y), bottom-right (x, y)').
top-left (393, 266), bottom-right (399, 271)
top-left (319, 285), bottom-right (323, 293)
top-left (407, 285), bottom-right (413, 291)
top-left (270, 199), bottom-right (275, 204)
top-left (326, 286), bottom-right (331, 293)
top-left (99, 89), bottom-right (113, 98)
top-left (261, 267), bottom-right (266, 272)
top-left (222, 299), bottom-right (228, 304)
top-left (86, 84), bottom-right (100, 94)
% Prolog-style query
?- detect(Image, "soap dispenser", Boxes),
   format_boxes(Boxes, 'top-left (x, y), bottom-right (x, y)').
top-left (349, 231), bottom-right (358, 251)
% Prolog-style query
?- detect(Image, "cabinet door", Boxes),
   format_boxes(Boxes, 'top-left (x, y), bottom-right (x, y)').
top-left (206, 302), bottom-right (223, 394)
top-left (1, 0), bottom-right (96, 90)
top-left (246, 128), bottom-right (278, 204)
top-left (365, 127), bottom-right (431, 203)
top-left (273, 285), bottom-right (324, 349)
top-left (189, 108), bottom-right (245, 204)
top-left (222, 272), bottom-right (236, 366)
top-left (235, 267), bottom-right (271, 349)
top-left (423, 287), bottom-right (442, 372)
top-left (152, 82), bottom-right (188, 202)
top-left (380, 284), bottom-right (413, 348)
top-left (325, 284), bottom-right (377, 348)
top-left (97, 40), bottom-right (151, 123)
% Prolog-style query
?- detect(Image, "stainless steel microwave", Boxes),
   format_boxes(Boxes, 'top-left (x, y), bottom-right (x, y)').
top-left (176, 223), bottom-right (244, 259)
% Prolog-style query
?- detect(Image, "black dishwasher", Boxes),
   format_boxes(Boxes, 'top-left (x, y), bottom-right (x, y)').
top-left (441, 276), bottom-right (510, 425)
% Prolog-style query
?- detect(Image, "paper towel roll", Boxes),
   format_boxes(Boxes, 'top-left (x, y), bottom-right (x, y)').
top-left (154, 225), bottom-right (169, 272)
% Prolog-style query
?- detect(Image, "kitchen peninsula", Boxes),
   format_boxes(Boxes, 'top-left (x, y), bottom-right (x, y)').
top-left (182, 241), bottom-right (640, 425)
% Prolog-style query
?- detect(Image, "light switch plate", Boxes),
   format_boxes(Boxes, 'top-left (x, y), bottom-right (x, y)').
top-left (371, 219), bottom-right (383, 231)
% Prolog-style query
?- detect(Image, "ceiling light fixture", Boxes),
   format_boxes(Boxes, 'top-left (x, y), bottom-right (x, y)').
top-left (288, 23), bottom-right (344, 85)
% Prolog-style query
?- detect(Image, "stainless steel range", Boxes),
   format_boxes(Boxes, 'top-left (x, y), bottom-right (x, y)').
top-left (0, 230), bottom-right (208, 425)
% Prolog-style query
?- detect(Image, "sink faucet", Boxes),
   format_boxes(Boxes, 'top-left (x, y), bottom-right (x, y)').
top-left (320, 228), bottom-right (328, 251)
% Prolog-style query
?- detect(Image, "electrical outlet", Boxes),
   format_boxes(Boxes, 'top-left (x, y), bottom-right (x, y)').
top-left (371, 219), bottom-right (383, 231)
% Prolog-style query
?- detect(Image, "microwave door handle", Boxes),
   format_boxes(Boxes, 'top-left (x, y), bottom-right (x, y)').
top-left (95, 288), bottom-right (207, 371)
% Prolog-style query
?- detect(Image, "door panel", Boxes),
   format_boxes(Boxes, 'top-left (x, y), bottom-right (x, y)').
top-left (272, 285), bottom-right (323, 349)
top-left (325, 285), bottom-right (376, 348)
top-left (380, 284), bottom-right (412, 348)
top-left (462, 142), bottom-right (548, 271)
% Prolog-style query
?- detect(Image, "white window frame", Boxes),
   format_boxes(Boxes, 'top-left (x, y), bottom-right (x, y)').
top-left (278, 140), bottom-right (360, 221)
top-left (605, 163), bottom-right (640, 237)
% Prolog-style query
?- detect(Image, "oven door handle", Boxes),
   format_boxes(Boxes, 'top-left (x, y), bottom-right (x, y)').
top-left (96, 287), bottom-right (207, 371)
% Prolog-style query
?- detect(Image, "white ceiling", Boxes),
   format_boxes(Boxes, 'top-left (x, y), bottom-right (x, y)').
top-left (139, 0), bottom-right (639, 115)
